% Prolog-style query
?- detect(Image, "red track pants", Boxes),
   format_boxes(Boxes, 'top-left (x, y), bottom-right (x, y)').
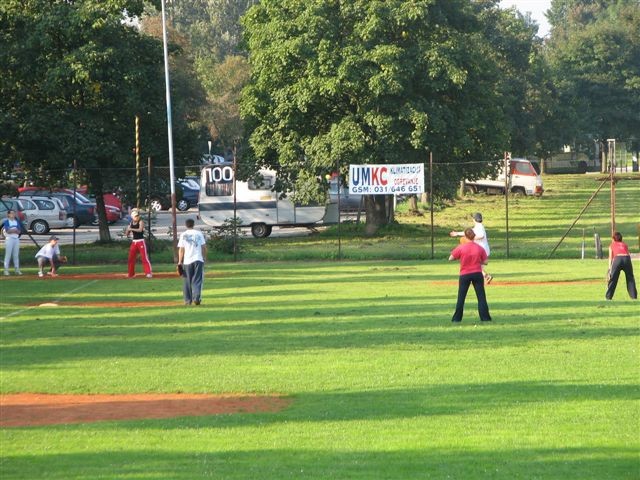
top-left (128, 239), bottom-right (152, 277)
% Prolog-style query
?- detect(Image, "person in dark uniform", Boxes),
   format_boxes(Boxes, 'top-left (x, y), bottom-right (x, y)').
top-left (449, 228), bottom-right (492, 323)
top-left (606, 232), bottom-right (637, 300)
top-left (126, 209), bottom-right (152, 278)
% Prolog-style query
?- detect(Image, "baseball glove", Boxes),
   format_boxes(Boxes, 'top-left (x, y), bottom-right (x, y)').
top-left (59, 256), bottom-right (68, 263)
top-left (177, 264), bottom-right (184, 276)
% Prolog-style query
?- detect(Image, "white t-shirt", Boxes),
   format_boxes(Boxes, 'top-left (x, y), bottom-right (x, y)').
top-left (35, 243), bottom-right (60, 259)
top-left (472, 222), bottom-right (490, 256)
top-left (178, 229), bottom-right (206, 265)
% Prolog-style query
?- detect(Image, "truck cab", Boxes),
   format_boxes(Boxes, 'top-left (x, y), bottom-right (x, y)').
top-left (464, 158), bottom-right (543, 197)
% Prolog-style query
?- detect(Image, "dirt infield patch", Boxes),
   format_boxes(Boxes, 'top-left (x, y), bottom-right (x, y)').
top-left (0, 393), bottom-right (291, 427)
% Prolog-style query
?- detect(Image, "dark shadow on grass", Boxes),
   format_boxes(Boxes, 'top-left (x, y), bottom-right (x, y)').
top-left (1, 445), bottom-right (636, 479)
top-left (1, 301), bottom-right (636, 368)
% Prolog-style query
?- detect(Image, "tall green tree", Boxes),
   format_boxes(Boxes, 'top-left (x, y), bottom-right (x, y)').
top-left (545, 0), bottom-right (640, 148)
top-left (0, 0), bottom-right (206, 239)
top-left (241, 0), bottom-right (533, 228)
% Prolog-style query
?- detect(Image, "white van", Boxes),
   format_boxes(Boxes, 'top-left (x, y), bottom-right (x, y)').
top-left (198, 163), bottom-right (338, 237)
top-left (464, 158), bottom-right (543, 196)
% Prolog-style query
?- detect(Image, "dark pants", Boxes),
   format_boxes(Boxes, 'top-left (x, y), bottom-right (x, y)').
top-left (452, 272), bottom-right (492, 322)
top-left (183, 261), bottom-right (204, 305)
top-left (606, 256), bottom-right (637, 300)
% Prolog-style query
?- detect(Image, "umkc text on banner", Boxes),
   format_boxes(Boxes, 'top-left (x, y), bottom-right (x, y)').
top-left (348, 164), bottom-right (425, 195)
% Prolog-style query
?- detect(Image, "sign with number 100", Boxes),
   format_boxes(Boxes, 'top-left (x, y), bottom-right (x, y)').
top-left (203, 165), bottom-right (234, 183)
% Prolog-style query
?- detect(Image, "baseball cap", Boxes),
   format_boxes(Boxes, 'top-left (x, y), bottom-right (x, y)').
top-left (49, 235), bottom-right (59, 241)
top-left (472, 212), bottom-right (483, 222)
top-left (131, 209), bottom-right (140, 217)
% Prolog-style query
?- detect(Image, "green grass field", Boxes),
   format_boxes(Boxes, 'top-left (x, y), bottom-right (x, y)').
top-left (1, 259), bottom-right (638, 479)
top-left (1, 173), bottom-right (639, 478)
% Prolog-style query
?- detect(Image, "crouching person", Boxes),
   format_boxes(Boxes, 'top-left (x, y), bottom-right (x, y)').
top-left (35, 235), bottom-right (66, 277)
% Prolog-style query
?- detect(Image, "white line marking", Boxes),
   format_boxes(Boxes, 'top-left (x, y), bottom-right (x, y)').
top-left (0, 280), bottom-right (99, 320)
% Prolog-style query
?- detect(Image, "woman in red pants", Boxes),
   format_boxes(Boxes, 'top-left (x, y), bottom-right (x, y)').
top-left (126, 209), bottom-right (152, 278)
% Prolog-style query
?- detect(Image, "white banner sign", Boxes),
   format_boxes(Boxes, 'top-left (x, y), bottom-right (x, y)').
top-left (348, 164), bottom-right (424, 195)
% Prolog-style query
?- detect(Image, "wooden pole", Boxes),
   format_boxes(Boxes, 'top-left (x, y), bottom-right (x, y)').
top-left (135, 115), bottom-right (140, 209)
top-left (504, 152), bottom-right (510, 259)
top-left (429, 152), bottom-right (434, 260)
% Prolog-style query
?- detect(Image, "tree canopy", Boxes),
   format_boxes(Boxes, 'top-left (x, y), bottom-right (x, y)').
top-left (240, 0), bottom-right (544, 227)
top-left (545, 0), bottom-right (640, 143)
top-left (0, 0), bottom-right (207, 238)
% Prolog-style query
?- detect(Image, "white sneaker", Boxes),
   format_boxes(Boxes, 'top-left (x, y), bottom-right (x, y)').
top-left (15, 270), bottom-right (22, 276)
top-left (146, 274), bottom-right (153, 278)
top-left (3, 270), bottom-right (9, 276)
top-left (38, 272), bottom-right (44, 278)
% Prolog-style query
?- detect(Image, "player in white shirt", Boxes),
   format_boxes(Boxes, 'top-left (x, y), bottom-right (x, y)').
top-left (177, 219), bottom-right (207, 305)
top-left (35, 235), bottom-right (65, 277)
top-left (449, 212), bottom-right (493, 284)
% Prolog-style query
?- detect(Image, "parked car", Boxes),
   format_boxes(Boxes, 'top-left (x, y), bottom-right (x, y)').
top-left (75, 187), bottom-right (123, 223)
top-left (18, 190), bottom-right (96, 226)
top-left (0, 198), bottom-right (27, 223)
top-left (7, 196), bottom-right (68, 234)
top-left (329, 178), bottom-right (364, 212)
top-left (146, 181), bottom-right (192, 212)
top-left (177, 179), bottom-right (200, 211)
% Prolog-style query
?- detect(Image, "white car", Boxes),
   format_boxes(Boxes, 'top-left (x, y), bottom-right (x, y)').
top-left (11, 196), bottom-right (68, 234)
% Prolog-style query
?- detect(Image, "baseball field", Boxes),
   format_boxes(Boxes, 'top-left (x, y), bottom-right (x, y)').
top-left (1, 174), bottom-right (639, 479)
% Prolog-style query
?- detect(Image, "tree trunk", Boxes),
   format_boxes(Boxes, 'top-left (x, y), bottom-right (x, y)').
top-left (364, 195), bottom-right (392, 235)
top-left (408, 195), bottom-right (418, 212)
top-left (87, 169), bottom-right (112, 242)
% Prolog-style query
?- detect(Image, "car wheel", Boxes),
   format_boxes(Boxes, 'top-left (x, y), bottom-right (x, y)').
top-left (463, 185), bottom-right (476, 195)
top-left (31, 219), bottom-right (50, 235)
top-left (251, 223), bottom-right (271, 238)
top-left (511, 187), bottom-right (526, 197)
top-left (149, 199), bottom-right (163, 212)
top-left (578, 161), bottom-right (588, 174)
top-left (177, 199), bottom-right (189, 211)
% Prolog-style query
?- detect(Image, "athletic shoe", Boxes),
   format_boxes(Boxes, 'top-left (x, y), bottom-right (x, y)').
top-left (146, 274), bottom-right (153, 278)
top-left (48, 272), bottom-right (58, 277)
top-left (38, 272), bottom-right (44, 278)
top-left (194, 300), bottom-right (201, 306)
top-left (3, 270), bottom-right (9, 276)
top-left (15, 270), bottom-right (22, 275)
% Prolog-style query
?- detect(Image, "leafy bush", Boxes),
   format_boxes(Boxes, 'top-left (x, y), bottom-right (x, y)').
top-left (207, 217), bottom-right (244, 255)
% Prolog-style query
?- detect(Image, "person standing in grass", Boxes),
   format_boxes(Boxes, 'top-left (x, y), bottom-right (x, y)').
top-left (2, 209), bottom-right (24, 276)
top-left (449, 228), bottom-right (492, 323)
top-left (126, 209), bottom-right (152, 278)
top-left (450, 212), bottom-right (493, 284)
top-left (177, 218), bottom-right (207, 306)
top-left (606, 232), bottom-right (637, 300)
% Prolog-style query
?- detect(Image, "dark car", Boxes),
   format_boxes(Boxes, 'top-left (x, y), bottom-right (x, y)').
top-left (177, 179), bottom-right (200, 211)
top-left (18, 190), bottom-right (96, 227)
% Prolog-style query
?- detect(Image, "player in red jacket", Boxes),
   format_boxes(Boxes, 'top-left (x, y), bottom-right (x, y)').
top-left (449, 228), bottom-right (492, 323)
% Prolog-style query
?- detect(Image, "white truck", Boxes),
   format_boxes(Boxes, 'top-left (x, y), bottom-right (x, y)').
top-left (198, 163), bottom-right (338, 238)
top-left (463, 158), bottom-right (544, 196)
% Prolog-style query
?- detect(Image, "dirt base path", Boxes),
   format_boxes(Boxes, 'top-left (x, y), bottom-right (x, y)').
top-left (0, 393), bottom-right (291, 427)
